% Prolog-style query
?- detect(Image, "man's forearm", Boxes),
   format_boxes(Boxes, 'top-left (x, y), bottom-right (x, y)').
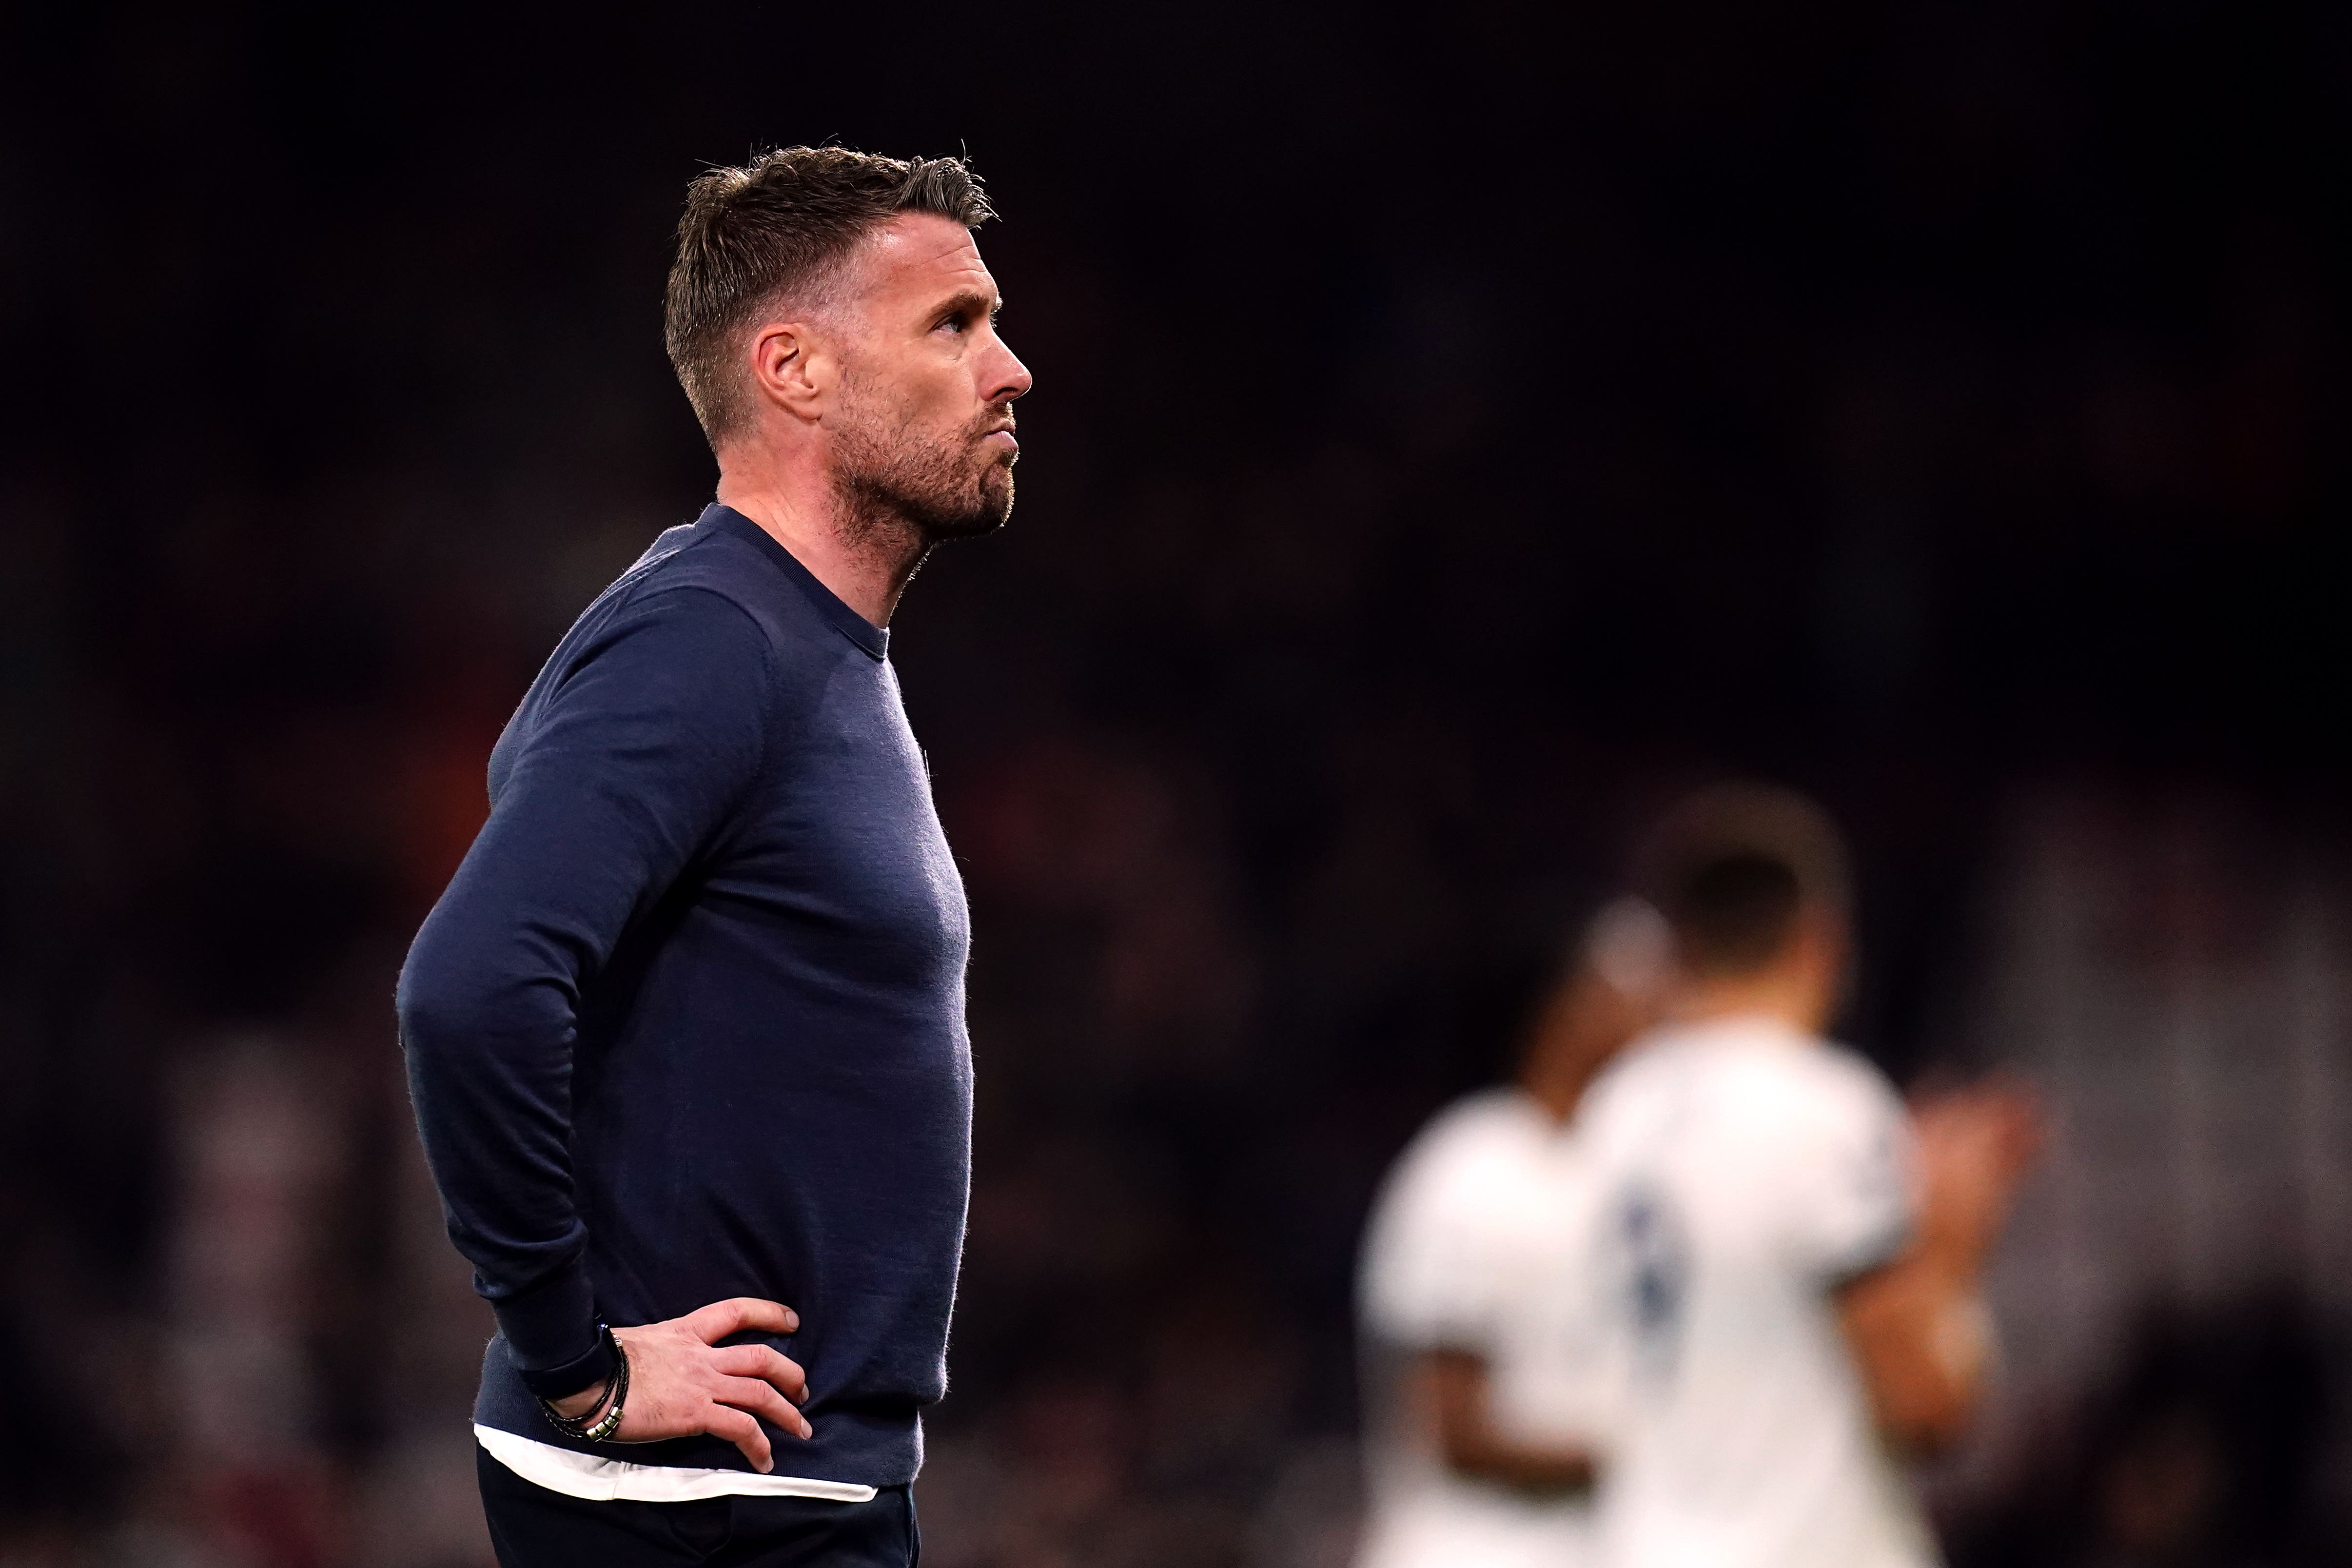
top-left (1836, 1237), bottom-right (1988, 1454)
top-left (1845, 1084), bottom-right (2038, 1453)
top-left (398, 909), bottom-right (604, 1384)
top-left (1423, 1350), bottom-right (1598, 1496)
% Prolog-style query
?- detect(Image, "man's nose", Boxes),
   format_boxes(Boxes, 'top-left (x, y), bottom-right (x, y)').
top-left (988, 343), bottom-right (1033, 404)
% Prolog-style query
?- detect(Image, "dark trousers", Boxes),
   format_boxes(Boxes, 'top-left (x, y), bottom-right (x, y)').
top-left (477, 1446), bottom-right (920, 1567)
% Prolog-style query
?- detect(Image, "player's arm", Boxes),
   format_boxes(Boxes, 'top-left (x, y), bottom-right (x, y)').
top-left (1417, 1350), bottom-right (1597, 1496)
top-left (1835, 1085), bottom-right (2039, 1455)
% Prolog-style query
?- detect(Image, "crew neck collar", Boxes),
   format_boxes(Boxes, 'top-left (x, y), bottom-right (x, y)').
top-left (698, 503), bottom-right (889, 661)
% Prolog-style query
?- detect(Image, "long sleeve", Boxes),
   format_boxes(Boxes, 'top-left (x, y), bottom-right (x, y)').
top-left (396, 586), bottom-right (775, 1391)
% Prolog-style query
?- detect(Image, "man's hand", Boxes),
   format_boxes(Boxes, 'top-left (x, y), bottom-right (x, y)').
top-left (548, 1297), bottom-right (811, 1473)
top-left (1911, 1080), bottom-right (2042, 1270)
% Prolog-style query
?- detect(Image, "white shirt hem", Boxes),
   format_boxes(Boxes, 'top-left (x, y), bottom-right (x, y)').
top-left (474, 1424), bottom-right (877, 1503)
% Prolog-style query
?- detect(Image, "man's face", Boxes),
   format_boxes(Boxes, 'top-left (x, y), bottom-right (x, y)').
top-left (827, 213), bottom-right (1032, 542)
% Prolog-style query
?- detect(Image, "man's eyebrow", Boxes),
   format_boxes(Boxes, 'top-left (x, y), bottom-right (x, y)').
top-left (932, 288), bottom-right (1002, 320)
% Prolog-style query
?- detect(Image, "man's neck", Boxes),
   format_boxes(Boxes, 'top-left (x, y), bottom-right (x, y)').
top-left (1518, 1055), bottom-right (1586, 1125)
top-left (1669, 968), bottom-right (1831, 1038)
top-left (715, 474), bottom-right (926, 628)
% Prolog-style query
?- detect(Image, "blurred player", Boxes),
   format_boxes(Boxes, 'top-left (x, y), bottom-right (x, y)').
top-left (1578, 786), bottom-right (2038, 1568)
top-left (1354, 897), bottom-right (1672, 1568)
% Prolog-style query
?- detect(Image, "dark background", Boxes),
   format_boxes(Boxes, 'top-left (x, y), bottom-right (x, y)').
top-left (3, 3), bottom-right (2350, 1564)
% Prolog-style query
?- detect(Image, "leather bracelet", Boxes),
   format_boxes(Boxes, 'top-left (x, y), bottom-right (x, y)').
top-left (537, 1324), bottom-right (630, 1443)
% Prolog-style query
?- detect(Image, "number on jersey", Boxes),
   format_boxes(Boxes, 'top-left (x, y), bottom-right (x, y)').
top-left (1619, 1183), bottom-right (1689, 1380)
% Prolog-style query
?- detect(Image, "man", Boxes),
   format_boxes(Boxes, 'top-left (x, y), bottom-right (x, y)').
top-left (1354, 897), bottom-right (1671, 1568)
top-left (397, 146), bottom-right (1031, 1567)
top-left (1576, 787), bottom-right (2038, 1568)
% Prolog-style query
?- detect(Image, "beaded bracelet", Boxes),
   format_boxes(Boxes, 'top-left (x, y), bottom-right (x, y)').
top-left (537, 1325), bottom-right (630, 1443)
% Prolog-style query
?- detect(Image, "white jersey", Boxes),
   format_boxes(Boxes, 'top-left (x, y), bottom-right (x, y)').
top-left (1576, 1015), bottom-right (1933, 1568)
top-left (1356, 1090), bottom-right (1616, 1568)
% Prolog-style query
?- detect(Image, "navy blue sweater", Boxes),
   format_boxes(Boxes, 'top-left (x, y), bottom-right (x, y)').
top-left (397, 503), bottom-right (973, 1487)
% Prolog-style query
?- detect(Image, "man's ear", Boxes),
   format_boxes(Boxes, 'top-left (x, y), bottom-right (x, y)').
top-left (746, 319), bottom-right (836, 423)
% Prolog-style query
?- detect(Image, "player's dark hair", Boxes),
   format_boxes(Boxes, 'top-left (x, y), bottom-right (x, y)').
top-left (1635, 785), bottom-right (1849, 978)
top-left (665, 146), bottom-right (995, 448)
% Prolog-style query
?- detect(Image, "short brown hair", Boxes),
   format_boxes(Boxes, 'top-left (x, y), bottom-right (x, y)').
top-left (1634, 784), bottom-right (1850, 977)
top-left (664, 146), bottom-right (996, 447)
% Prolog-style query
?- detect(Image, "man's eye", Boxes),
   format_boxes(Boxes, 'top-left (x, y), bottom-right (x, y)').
top-left (937, 314), bottom-right (967, 333)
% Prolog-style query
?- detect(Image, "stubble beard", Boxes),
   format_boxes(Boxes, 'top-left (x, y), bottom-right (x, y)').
top-left (830, 381), bottom-right (1017, 567)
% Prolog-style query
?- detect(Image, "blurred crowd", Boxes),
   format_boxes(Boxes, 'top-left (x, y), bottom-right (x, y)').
top-left (6, 1), bottom-right (2352, 1564)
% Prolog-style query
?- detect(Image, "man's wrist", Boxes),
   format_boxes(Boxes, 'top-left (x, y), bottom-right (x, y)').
top-left (536, 1325), bottom-right (631, 1443)
top-left (546, 1380), bottom-right (614, 1420)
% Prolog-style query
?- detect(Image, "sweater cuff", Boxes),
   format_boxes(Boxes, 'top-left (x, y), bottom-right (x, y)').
top-left (516, 1330), bottom-right (617, 1401)
top-left (494, 1266), bottom-right (611, 1398)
